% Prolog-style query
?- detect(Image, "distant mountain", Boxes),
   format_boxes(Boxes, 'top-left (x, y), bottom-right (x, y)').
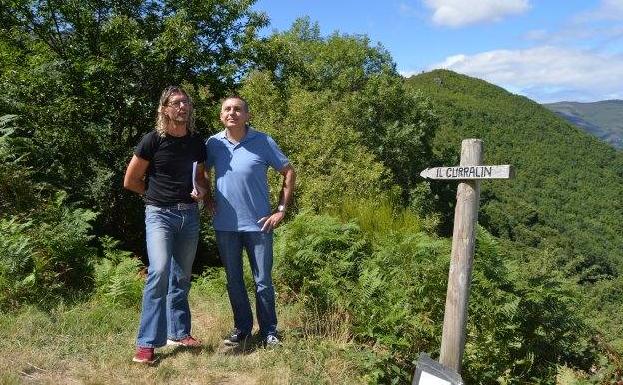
top-left (406, 69), bottom-right (623, 282)
top-left (543, 100), bottom-right (623, 149)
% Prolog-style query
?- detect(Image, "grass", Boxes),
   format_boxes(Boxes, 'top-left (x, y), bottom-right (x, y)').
top-left (0, 277), bottom-right (374, 385)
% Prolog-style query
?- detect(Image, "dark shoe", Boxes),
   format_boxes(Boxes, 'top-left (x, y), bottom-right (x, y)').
top-left (132, 347), bottom-right (157, 364)
top-left (224, 329), bottom-right (250, 346)
top-left (167, 335), bottom-right (201, 347)
top-left (264, 334), bottom-right (281, 348)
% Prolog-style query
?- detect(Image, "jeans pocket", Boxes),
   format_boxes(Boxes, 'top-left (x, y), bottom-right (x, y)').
top-left (145, 205), bottom-right (161, 213)
top-left (145, 205), bottom-right (164, 225)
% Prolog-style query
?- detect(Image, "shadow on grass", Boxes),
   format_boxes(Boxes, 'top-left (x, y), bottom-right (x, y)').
top-left (220, 333), bottom-right (269, 356)
top-left (155, 344), bottom-right (215, 364)
top-left (149, 333), bottom-right (280, 365)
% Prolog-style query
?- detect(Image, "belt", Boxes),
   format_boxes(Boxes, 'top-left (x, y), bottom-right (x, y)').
top-left (151, 202), bottom-right (198, 210)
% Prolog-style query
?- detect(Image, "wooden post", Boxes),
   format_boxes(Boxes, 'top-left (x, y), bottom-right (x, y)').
top-left (418, 139), bottom-right (513, 378)
top-left (439, 139), bottom-right (483, 372)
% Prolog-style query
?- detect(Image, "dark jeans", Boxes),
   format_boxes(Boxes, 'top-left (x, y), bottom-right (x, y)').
top-left (216, 230), bottom-right (277, 338)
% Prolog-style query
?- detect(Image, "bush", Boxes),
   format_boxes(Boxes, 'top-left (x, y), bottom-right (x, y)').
top-left (329, 196), bottom-right (430, 239)
top-left (274, 212), bottom-right (371, 310)
top-left (352, 231), bottom-right (449, 368)
top-left (94, 236), bottom-right (144, 308)
top-left (0, 192), bottom-right (98, 310)
top-left (0, 115), bottom-right (39, 215)
top-left (191, 267), bottom-right (228, 297)
top-left (464, 232), bottom-right (595, 384)
top-left (0, 218), bottom-right (37, 308)
top-left (274, 209), bottom-right (596, 384)
top-left (274, 209), bottom-right (448, 383)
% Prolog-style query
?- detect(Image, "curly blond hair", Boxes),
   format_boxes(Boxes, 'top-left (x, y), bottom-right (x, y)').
top-left (155, 86), bottom-right (195, 137)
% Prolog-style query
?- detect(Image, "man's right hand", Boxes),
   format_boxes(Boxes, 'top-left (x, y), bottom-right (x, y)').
top-left (190, 186), bottom-right (206, 201)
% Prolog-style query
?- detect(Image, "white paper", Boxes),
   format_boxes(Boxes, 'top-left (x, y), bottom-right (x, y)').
top-left (191, 162), bottom-right (206, 210)
top-left (192, 161), bottom-right (198, 191)
top-left (419, 371), bottom-right (451, 385)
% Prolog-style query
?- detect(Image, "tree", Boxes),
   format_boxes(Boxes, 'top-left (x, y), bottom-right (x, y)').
top-left (0, 0), bottom-right (268, 251)
top-left (240, 18), bottom-right (439, 210)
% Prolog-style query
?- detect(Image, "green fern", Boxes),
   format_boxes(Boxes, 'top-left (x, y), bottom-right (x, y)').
top-left (95, 256), bottom-right (144, 308)
top-left (0, 218), bottom-right (35, 275)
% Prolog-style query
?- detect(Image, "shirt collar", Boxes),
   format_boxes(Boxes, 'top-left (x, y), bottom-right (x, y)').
top-left (218, 126), bottom-right (257, 143)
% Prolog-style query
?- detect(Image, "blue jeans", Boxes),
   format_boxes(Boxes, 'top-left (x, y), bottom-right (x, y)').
top-left (136, 204), bottom-right (199, 348)
top-left (216, 231), bottom-right (277, 338)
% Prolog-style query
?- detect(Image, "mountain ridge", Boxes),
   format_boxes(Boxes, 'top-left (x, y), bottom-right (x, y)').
top-left (543, 100), bottom-right (623, 149)
top-left (405, 69), bottom-right (623, 281)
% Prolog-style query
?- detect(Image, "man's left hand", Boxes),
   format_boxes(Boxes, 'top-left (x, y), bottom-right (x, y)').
top-left (257, 211), bottom-right (286, 232)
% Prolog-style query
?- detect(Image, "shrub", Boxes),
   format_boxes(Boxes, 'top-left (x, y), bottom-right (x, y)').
top-left (0, 115), bottom-right (39, 215)
top-left (0, 192), bottom-right (98, 310)
top-left (274, 211), bottom-right (371, 310)
top-left (462, 231), bottom-right (595, 384)
top-left (352, 231), bottom-right (449, 368)
top-left (191, 267), bottom-right (229, 298)
top-left (274, 209), bottom-right (595, 384)
top-left (36, 192), bottom-right (99, 289)
top-left (273, 210), bottom-right (449, 383)
top-left (329, 196), bottom-right (425, 239)
top-left (94, 236), bottom-right (144, 308)
top-left (0, 218), bottom-right (38, 308)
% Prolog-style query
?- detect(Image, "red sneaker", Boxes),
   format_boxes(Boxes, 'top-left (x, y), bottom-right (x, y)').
top-left (132, 347), bottom-right (157, 364)
top-left (167, 335), bottom-right (201, 348)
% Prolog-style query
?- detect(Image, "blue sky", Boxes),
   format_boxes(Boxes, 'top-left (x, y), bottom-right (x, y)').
top-left (252, 0), bottom-right (623, 103)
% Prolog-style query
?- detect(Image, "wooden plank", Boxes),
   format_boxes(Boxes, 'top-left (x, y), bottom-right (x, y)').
top-left (420, 165), bottom-right (514, 180)
top-left (439, 139), bottom-right (482, 373)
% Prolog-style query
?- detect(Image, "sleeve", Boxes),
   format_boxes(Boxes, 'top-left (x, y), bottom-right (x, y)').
top-left (194, 135), bottom-right (207, 163)
top-left (204, 137), bottom-right (215, 167)
top-left (134, 131), bottom-right (157, 161)
top-left (265, 135), bottom-right (289, 171)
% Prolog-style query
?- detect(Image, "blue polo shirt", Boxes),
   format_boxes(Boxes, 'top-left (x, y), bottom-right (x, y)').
top-left (206, 128), bottom-right (289, 232)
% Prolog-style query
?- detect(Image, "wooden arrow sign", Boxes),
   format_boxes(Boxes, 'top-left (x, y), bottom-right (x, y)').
top-left (420, 165), bottom-right (514, 180)
top-left (418, 139), bottom-right (514, 375)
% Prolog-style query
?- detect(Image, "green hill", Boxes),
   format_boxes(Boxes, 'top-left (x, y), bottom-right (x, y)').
top-left (544, 100), bottom-right (623, 149)
top-left (406, 69), bottom-right (623, 281)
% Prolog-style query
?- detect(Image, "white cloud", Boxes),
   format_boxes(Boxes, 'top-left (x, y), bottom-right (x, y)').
top-left (524, 26), bottom-right (623, 44)
top-left (601, 0), bottom-right (623, 15)
top-left (426, 46), bottom-right (623, 102)
top-left (576, 0), bottom-right (623, 22)
top-left (522, 2), bottom-right (623, 57)
top-left (423, 0), bottom-right (530, 27)
top-left (401, 0), bottom-right (623, 101)
top-left (523, 29), bottom-right (549, 41)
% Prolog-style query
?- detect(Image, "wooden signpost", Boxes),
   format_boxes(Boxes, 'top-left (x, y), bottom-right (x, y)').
top-left (420, 165), bottom-right (513, 180)
top-left (419, 139), bottom-right (514, 376)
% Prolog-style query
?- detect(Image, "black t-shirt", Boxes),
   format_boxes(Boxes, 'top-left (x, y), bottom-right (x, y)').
top-left (135, 131), bottom-right (206, 206)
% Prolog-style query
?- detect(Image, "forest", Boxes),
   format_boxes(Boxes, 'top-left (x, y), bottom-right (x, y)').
top-left (1, 1), bottom-right (622, 384)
